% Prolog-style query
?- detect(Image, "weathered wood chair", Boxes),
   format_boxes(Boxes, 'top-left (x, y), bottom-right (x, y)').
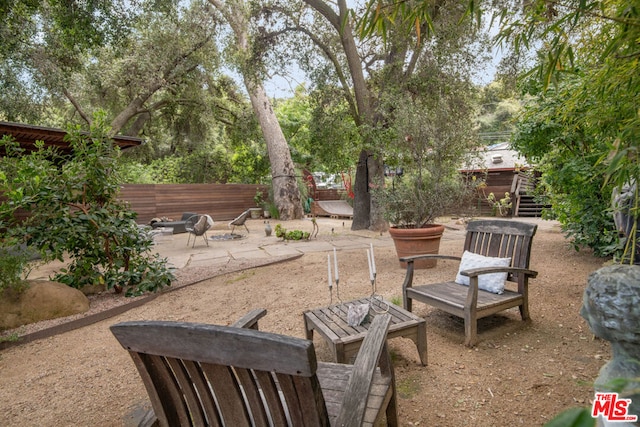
top-left (401, 219), bottom-right (538, 347)
top-left (111, 309), bottom-right (398, 427)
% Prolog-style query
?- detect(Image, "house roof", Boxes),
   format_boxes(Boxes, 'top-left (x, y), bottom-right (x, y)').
top-left (461, 142), bottom-right (529, 172)
top-left (0, 121), bottom-right (143, 155)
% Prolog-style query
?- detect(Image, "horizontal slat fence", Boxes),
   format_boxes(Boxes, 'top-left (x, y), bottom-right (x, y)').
top-left (118, 184), bottom-right (269, 224)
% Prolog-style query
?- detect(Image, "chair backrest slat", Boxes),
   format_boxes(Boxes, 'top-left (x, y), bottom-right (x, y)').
top-left (232, 369), bottom-right (271, 427)
top-left (182, 360), bottom-right (222, 427)
top-left (166, 358), bottom-right (209, 426)
top-left (202, 364), bottom-right (252, 426)
top-left (254, 370), bottom-right (290, 426)
top-left (463, 220), bottom-right (537, 282)
top-left (134, 353), bottom-right (193, 426)
top-left (276, 374), bottom-right (328, 427)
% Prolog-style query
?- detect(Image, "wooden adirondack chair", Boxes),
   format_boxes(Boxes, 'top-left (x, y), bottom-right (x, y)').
top-left (401, 219), bottom-right (538, 347)
top-left (111, 309), bottom-right (398, 427)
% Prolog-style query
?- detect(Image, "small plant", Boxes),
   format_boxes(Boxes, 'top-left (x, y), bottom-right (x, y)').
top-left (389, 296), bottom-right (402, 306)
top-left (486, 192), bottom-right (512, 217)
top-left (0, 331), bottom-right (20, 344)
top-left (274, 224), bottom-right (310, 241)
top-left (254, 189), bottom-right (264, 207)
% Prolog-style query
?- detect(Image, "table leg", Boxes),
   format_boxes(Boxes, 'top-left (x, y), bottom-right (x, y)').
top-left (335, 342), bottom-right (346, 364)
top-left (304, 314), bottom-right (314, 340)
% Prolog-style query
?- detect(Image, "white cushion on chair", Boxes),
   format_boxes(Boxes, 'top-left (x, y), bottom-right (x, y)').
top-left (455, 251), bottom-right (511, 294)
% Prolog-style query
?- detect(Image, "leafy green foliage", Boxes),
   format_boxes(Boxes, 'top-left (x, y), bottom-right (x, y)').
top-left (511, 77), bottom-right (623, 258)
top-left (274, 224), bottom-right (310, 241)
top-left (375, 75), bottom-right (477, 228)
top-left (544, 407), bottom-right (595, 427)
top-left (0, 116), bottom-right (174, 296)
top-left (0, 241), bottom-right (31, 296)
top-left (501, 0), bottom-right (640, 263)
top-left (304, 86), bottom-right (361, 173)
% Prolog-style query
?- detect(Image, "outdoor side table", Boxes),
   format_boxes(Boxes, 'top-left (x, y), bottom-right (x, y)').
top-left (303, 297), bottom-right (427, 366)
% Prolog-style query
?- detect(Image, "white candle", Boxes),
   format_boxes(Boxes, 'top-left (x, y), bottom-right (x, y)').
top-left (327, 253), bottom-right (332, 288)
top-left (370, 243), bottom-right (376, 275)
top-left (333, 248), bottom-right (339, 282)
top-left (367, 248), bottom-right (374, 282)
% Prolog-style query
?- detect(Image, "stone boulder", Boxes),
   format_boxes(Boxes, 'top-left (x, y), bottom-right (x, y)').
top-left (0, 280), bottom-right (90, 330)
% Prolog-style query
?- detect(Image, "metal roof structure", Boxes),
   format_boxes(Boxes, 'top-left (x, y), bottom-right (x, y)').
top-left (461, 142), bottom-right (529, 172)
top-left (0, 121), bottom-right (143, 155)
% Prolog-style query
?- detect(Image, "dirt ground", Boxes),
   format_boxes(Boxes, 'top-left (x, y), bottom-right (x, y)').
top-left (0, 218), bottom-right (611, 426)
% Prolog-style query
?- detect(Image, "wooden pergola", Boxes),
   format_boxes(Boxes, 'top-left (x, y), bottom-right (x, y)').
top-left (0, 121), bottom-right (143, 155)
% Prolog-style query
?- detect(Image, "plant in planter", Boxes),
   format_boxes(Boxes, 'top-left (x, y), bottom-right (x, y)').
top-left (486, 192), bottom-right (512, 217)
top-left (251, 189), bottom-right (264, 219)
top-left (377, 82), bottom-right (477, 269)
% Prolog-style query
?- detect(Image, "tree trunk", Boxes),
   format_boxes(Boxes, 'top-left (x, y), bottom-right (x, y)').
top-left (352, 150), bottom-right (387, 231)
top-left (352, 150), bottom-right (371, 230)
top-left (245, 78), bottom-right (303, 220)
top-left (209, 0), bottom-right (303, 220)
top-left (304, 0), bottom-right (387, 231)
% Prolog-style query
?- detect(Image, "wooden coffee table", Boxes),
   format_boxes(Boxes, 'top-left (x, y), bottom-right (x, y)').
top-left (303, 297), bottom-right (427, 366)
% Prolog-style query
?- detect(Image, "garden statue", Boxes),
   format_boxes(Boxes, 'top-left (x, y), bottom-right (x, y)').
top-left (581, 265), bottom-right (640, 426)
top-left (612, 180), bottom-right (639, 265)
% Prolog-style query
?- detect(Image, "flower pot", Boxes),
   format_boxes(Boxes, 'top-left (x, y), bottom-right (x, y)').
top-left (249, 208), bottom-right (261, 219)
top-left (388, 224), bottom-right (446, 269)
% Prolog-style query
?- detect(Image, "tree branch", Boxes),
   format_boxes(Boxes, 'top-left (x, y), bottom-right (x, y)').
top-left (63, 89), bottom-right (92, 126)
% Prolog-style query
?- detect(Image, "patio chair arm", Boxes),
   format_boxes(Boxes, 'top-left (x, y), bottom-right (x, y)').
top-left (459, 266), bottom-right (538, 279)
top-left (334, 314), bottom-right (392, 427)
top-left (231, 308), bottom-right (268, 330)
top-left (401, 255), bottom-right (462, 291)
top-left (399, 254), bottom-right (462, 263)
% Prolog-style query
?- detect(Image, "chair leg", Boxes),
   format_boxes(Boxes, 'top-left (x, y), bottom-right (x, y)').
top-left (403, 294), bottom-right (412, 312)
top-left (385, 392), bottom-right (399, 427)
top-left (187, 233), bottom-right (192, 247)
top-left (201, 232), bottom-right (209, 247)
top-left (244, 224), bottom-right (249, 233)
top-left (464, 316), bottom-right (477, 347)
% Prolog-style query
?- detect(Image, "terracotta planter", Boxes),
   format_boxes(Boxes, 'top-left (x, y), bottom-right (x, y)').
top-left (388, 224), bottom-right (445, 269)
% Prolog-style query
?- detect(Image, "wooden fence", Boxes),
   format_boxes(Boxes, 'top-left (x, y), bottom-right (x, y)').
top-left (118, 184), bottom-right (269, 224)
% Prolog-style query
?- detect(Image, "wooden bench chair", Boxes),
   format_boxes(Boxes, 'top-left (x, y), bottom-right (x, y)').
top-left (401, 219), bottom-right (538, 347)
top-left (111, 309), bottom-right (398, 427)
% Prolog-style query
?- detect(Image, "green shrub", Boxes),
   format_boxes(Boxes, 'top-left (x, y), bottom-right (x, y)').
top-left (0, 114), bottom-right (174, 296)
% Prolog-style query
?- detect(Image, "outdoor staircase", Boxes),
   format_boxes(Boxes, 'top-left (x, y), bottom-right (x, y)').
top-left (512, 173), bottom-right (550, 218)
